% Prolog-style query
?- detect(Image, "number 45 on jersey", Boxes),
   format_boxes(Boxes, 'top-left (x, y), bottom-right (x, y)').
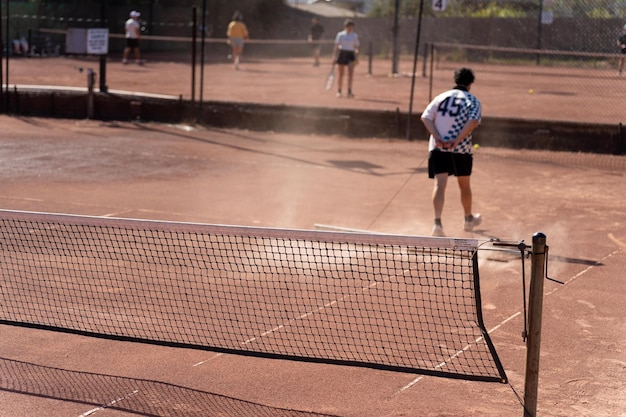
top-left (433, 0), bottom-right (447, 12)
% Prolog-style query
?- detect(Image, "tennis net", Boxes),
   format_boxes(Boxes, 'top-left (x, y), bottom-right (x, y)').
top-left (0, 210), bottom-right (506, 383)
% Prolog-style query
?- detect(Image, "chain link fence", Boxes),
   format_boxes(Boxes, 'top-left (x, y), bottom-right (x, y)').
top-left (2, 1), bottom-right (625, 124)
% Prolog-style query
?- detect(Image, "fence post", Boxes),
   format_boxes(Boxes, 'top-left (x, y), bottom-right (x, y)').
top-left (0, 1), bottom-right (3, 113)
top-left (191, 6), bottom-right (197, 104)
top-left (428, 43), bottom-right (434, 102)
top-left (523, 232), bottom-right (548, 417)
top-left (368, 41), bottom-right (373, 76)
top-left (421, 42), bottom-right (428, 77)
top-left (99, 0), bottom-right (108, 93)
top-left (87, 69), bottom-right (95, 119)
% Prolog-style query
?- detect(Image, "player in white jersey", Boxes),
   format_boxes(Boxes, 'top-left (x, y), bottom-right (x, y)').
top-left (421, 68), bottom-right (482, 237)
top-left (332, 19), bottom-right (360, 98)
top-left (123, 11), bottom-right (143, 65)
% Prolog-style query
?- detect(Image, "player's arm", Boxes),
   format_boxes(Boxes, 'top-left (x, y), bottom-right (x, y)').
top-left (421, 116), bottom-right (445, 148)
top-left (447, 119), bottom-right (480, 149)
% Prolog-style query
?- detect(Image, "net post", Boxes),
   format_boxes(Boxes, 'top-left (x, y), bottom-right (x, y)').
top-left (523, 232), bottom-right (548, 417)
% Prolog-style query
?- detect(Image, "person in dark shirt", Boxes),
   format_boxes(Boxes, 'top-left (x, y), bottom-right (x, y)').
top-left (617, 24), bottom-right (626, 76)
top-left (309, 17), bottom-right (324, 67)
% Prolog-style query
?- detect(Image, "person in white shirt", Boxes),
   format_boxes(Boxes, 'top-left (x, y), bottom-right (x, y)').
top-left (421, 68), bottom-right (482, 237)
top-left (332, 19), bottom-right (359, 98)
top-left (123, 10), bottom-right (143, 65)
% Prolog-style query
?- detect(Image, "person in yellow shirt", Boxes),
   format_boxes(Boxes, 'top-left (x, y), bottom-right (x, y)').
top-left (226, 11), bottom-right (249, 70)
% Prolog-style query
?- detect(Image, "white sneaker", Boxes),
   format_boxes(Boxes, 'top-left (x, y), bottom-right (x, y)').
top-left (463, 214), bottom-right (482, 232)
top-left (432, 224), bottom-right (445, 237)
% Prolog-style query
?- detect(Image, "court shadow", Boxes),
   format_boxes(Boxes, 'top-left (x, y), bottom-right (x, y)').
top-left (353, 97), bottom-right (402, 105)
top-left (0, 357), bottom-right (339, 417)
top-left (327, 159), bottom-right (383, 175)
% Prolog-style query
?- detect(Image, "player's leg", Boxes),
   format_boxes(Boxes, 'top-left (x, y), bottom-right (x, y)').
top-left (457, 175), bottom-right (482, 231)
top-left (457, 175), bottom-right (472, 217)
top-left (134, 45), bottom-right (141, 64)
top-left (336, 65), bottom-right (345, 97)
top-left (433, 173), bottom-right (448, 219)
top-left (431, 172), bottom-right (448, 236)
top-left (429, 150), bottom-right (452, 236)
top-left (230, 38), bottom-right (243, 69)
top-left (123, 39), bottom-right (132, 64)
top-left (232, 46), bottom-right (238, 64)
top-left (453, 153), bottom-right (481, 231)
top-left (347, 61), bottom-right (355, 97)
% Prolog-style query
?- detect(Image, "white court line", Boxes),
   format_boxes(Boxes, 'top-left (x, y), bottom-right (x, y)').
top-left (393, 312), bottom-right (522, 396)
top-left (100, 210), bottom-right (135, 218)
top-left (544, 245), bottom-right (622, 297)
top-left (192, 353), bottom-right (224, 367)
top-left (192, 281), bottom-right (379, 366)
top-left (78, 390), bottom-right (139, 416)
top-left (395, 241), bottom-right (624, 396)
top-left (241, 282), bottom-right (380, 346)
top-left (12, 84), bottom-right (179, 100)
top-left (608, 233), bottom-right (626, 249)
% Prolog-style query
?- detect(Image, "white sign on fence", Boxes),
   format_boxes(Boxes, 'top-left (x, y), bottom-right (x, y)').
top-left (433, 0), bottom-right (447, 12)
top-left (87, 28), bottom-right (109, 55)
top-left (66, 28), bottom-right (109, 55)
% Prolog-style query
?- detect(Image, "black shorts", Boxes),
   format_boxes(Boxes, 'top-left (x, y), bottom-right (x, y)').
top-left (336, 50), bottom-right (356, 66)
top-left (428, 150), bottom-right (473, 178)
top-left (126, 38), bottom-right (140, 49)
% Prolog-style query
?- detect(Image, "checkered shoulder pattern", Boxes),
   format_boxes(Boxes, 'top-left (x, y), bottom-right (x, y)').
top-left (424, 89), bottom-right (481, 154)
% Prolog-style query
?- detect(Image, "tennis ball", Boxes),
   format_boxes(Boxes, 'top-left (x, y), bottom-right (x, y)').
top-left (528, 89), bottom-right (534, 95)
top-left (473, 143), bottom-right (480, 149)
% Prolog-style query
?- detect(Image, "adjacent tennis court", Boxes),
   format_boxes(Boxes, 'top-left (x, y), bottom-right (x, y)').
top-left (1, 112), bottom-right (625, 416)
top-left (4, 54), bottom-right (626, 124)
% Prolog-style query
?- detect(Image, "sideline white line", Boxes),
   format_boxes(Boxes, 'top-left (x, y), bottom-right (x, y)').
top-left (240, 282), bottom-right (380, 346)
top-left (393, 312), bottom-right (522, 396)
top-left (395, 241), bottom-right (624, 396)
top-left (608, 233), bottom-right (626, 248)
top-left (545, 246), bottom-right (622, 297)
top-left (78, 390), bottom-right (139, 416)
top-left (314, 223), bottom-right (376, 234)
top-left (11, 84), bottom-right (179, 100)
top-left (192, 352), bottom-right (224, 367)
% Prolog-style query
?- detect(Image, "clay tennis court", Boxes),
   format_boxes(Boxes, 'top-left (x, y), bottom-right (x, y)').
top-left (4, 53), bottom-right (625, 123)
top-left (0, 55), bottom-right (625, 416)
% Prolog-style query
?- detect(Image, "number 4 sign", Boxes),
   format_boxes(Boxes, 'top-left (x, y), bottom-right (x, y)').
top-left (433, 0), bottom-right (447, 11)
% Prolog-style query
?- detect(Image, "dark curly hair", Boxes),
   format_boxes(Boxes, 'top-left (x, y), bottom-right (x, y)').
top-left (454, 68), bottom-right (475, 87)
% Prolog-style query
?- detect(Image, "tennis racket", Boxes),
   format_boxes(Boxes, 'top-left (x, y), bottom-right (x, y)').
top-left (324, 65), bottom-right (335, 91)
